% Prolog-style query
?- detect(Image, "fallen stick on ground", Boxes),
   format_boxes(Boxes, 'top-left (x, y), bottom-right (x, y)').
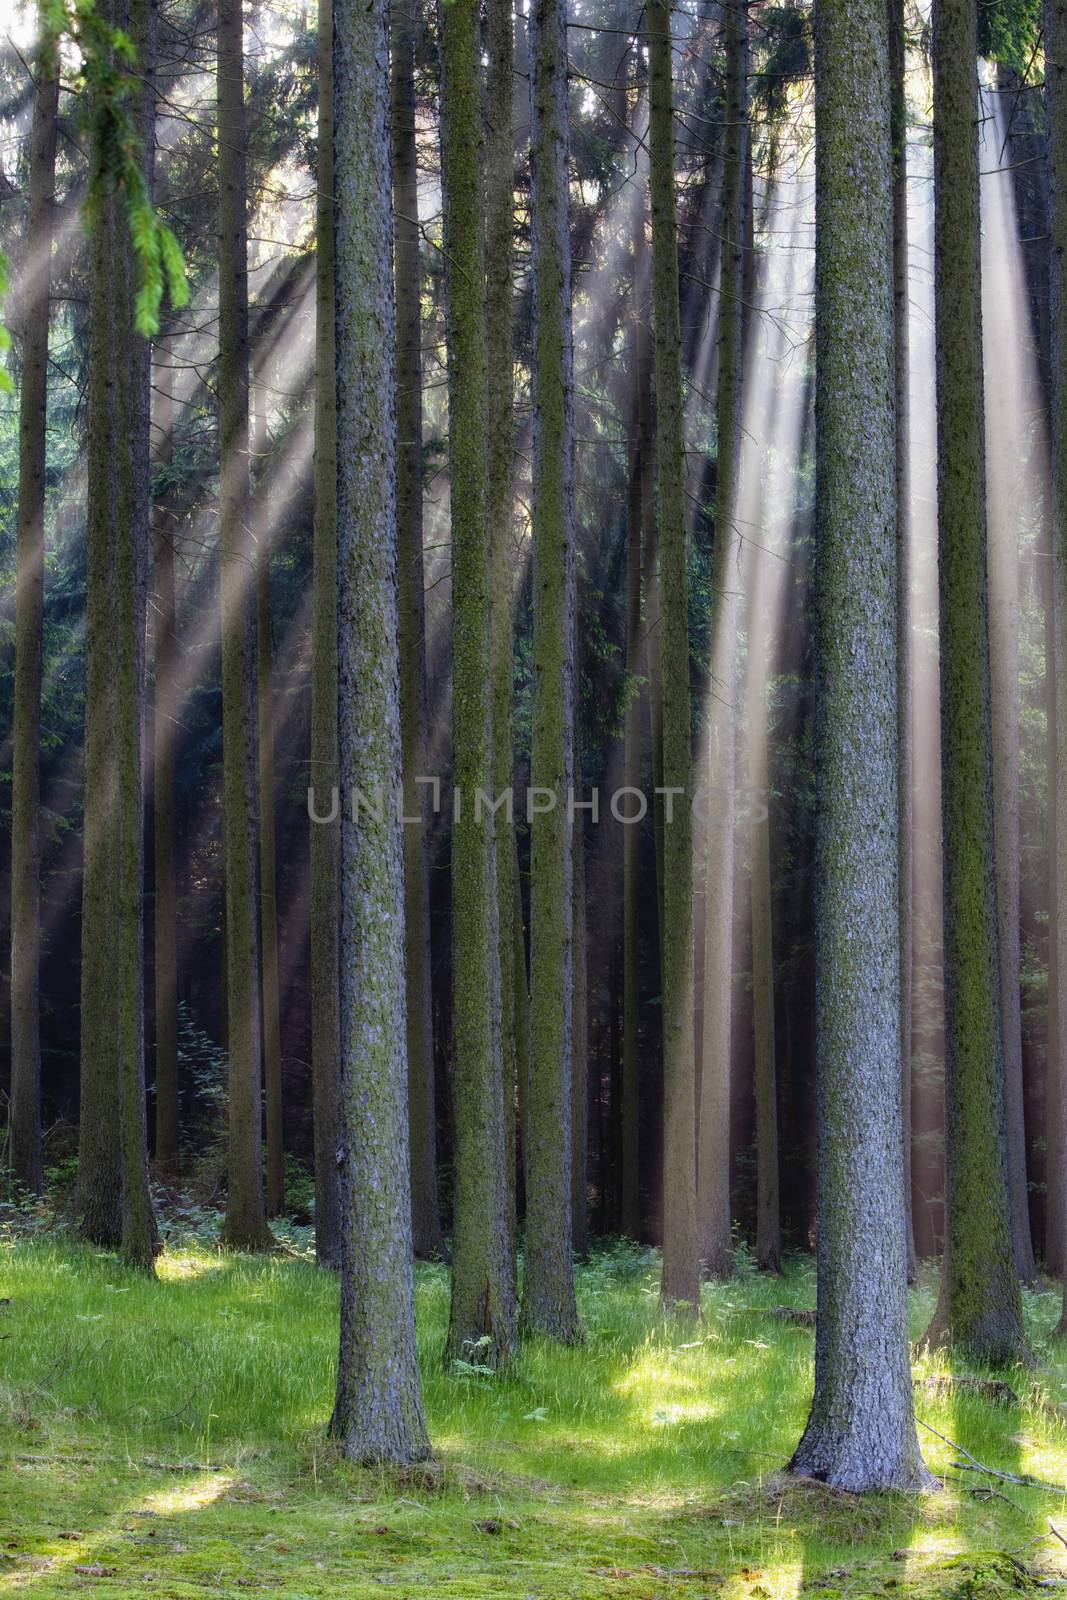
top-left (917, 1419), bottom-right (1066, 1495)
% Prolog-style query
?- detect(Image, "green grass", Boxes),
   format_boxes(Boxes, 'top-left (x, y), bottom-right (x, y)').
top-left (3, 1231), bottom-right (1067, 1597)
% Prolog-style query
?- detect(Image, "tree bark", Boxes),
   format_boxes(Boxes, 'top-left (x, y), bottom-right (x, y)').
top-left (1044, 0), bottom-right (1067, 1331)
top-left (439, 0), bottom-right (518, 1369)
top-left (310, 0), bottom-right (342, 1269)
top-left (328, 0), bottom-right (430, 1462)
top-left (890, 0), bottom-right (918, 1285)
top-left (10, 29), bottom-right (58, 1195)
top-left (79, 0), bottom-right (159, 1270)
top-left (254, 376), bottom-right (284, 1218)
top-left (789, 0), bottom-right (930, 1491)
top-left (392, 0), bottom-right (443, 1260)
top-left (649, 0), bottom-right (699, 1310)
top-left (153, 354), bottom-right (180, 1172)
top-left (521, 0), bottom-right (581, 1344)
top-left (923, 0), bottom-right (1030, 1364)
top-left (698, 0), bottom-right (748, 1282)
top-left (486, 0), bottom-right (525, 1255)
top-left (218, 0), bottom-right (272, 1252)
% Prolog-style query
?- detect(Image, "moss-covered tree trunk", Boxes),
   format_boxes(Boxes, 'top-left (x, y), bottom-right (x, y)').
top-left (253, 377), bottom-right (284, 1219)
top-left (1044, 0), bottom-right (1067, 1328)
top-left (649, 0), bottom-right (698, 1310)
top-left (392, 0), bottom-right (443, 1260)
top-left (923, 0), bottom-right (1030, 1363)
top-left (328, 0), bottom-right (430, 1461)
top-left (439, 0), bottom-right (518, 1369)
top-left (218, 0), bottom-right (272, 1252)
top-left (79, 0), bottom-right (160, 1270)
top-left (698, 0), bottom-right (747, 1282)
top-left (789, 0), bottom-right (930, 1492)
top-left (522, 0), bottom-right (581, 1344)
top-left (486, 0), bottom-right (525, 1251)
top-left (890, 0), bottom-right (918, 1285)
top-left (9, 30), bottom-right (58, 1195)
top-left (153, 354), bottom-right (180, 1172)
top-left (310, 0), bottom-right (341, 1270)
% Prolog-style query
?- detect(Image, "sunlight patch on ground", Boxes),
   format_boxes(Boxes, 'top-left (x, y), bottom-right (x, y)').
top-left (155, 1251), bottom-right (226, 1282)
top-left (141, 1473), bottom-right (234, 1516)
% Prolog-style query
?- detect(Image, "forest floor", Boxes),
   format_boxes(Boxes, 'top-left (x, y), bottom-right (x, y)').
top-left (3, 1223), bottom-right (1067, 1599)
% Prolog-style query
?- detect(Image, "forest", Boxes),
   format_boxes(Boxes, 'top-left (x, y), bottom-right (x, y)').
top-left (5, 0), bottom-right (1067, 1591)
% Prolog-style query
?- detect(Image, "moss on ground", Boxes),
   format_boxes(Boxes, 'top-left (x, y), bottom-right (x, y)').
top-left (2, 1236), bottom-right (1067, 1596)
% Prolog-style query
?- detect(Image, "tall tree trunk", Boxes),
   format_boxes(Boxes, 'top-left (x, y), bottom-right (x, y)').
top-left (153, 354), bottom-right (180, 1172)
top-left (10, 30), bottom-right (58, 1195)
top-left (310, 0), bottom-right (342, 1269)
top-left (521, 0), bottom-right (581, 1344)
top-left (1045, 0), bottom-right (1067, 1329)
top-left (698, 0), bottom-right (747, 1281)
top-left (572, 753), bottom-right (589, 1258)
top-left (254, 377), bottom-right (284, 1218)
top-left (890, 0), bottom-right (918, 1285)
top-left (1046, 541), bottom-right (1062, 1272)
top-left (621, 268), bottom-right (649, 1242)
top-left (486, 0), bottom-right (525, 1253)
top-left (439, 0), bottom-right (518, 1369)
top-left (79, 0), bottom-right (159, 1270)
top-left (789, 0), bottom-right (930, 1491)
top-left (649, 0), bottom-right (698, 1311)
top-left (392, 0), bottom-right (443, 1259)
top-left (923, 0), bottom-right (1030, 1363)
top-left (218, 0), bottom-right (272, 1252)
top-left (328, 0), bottom-right (429, 1461)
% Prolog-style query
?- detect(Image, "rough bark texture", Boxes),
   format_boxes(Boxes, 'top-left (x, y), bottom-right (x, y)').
top-left (572, 752), bottom-right (589, 1258)
top-left (522, 0), bottom-right (581, 1344)
top-left (392, 0), bottom-right (443, 1259)
top-left (649, 0), bottom-right (699, 1310)
top-left (890, 0), bottom-right (918, 1284)
top-left (789, 0), bottom-right (930, 1492)
top-left (310, 0), bottom-right (342, 1270)
top-left (486, 0), bottom-right (525, 1253)
top-left (1045, 0), bottom-right (1067, 1328)
top-left (698, 0), bottom-right (747, 1281)
top-left (328, 0), bottom-right (430, 1464)
top-left (924, 0), bottom-right (1030, 1364)
top-left (254, 379), bottom-right (284, 1218)
top-left (79, 0), bottom-right (159, 1270)
top-left (218, 0), bottom-right (272, 1252)
top-left (9, 34), bottom-right (58, 1195)
top-left (439, 0), bottom-right (518, 1368)
top-left (153, 356), bottom-right (180, 1171)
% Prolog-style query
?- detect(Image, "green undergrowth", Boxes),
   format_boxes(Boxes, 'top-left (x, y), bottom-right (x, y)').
top-left (3, 1231), bottom-right (1067, 1597)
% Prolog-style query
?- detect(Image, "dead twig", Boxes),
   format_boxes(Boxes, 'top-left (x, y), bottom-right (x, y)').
top-left (918, 1419), bottom-right (1066, 1495)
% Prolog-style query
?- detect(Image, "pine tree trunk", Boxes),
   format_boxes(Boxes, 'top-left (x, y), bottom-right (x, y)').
top-left (572, 753), bottom-right (589, 1259)
top-left (253, 377), bottom-right (284, 1219)
top-left (486, 0), bottom-right (524, 1253)
top-left (310, 0), bottom-right (342, 1270)
top-left (521, 0), bottom-right (581, 1344)
top-left (439, 0), bottom-right (518, 1368)
top-left (80, 0), bottom-right (159, 1269)
top-left (392, 0), bottom-right (443, 1260)
top-left (789, 0), bottom-right (931, 1491)
top-left (649, 0), bottom-right (698, 1310)
top-left (10, 29), bottom-right (58, 1195)
top-left (1044, 0), bottom-right (1067, 1329)
top-left (924, 0), bottom-right (1030, 1363)
top-left (218, 0), bottom-right (272, 1252)
top-left (698, 0), bottom-right (747, 1282)
top-left (1045, 541), bottom-right (1062, 1272)
top-left (890, 0), bottom-right (918, 1285)
top-left (329, 0), bottom-right (430, 1461)
top-left (153, 355), bottom-right (180, 1172)
top-left (621, 270), bottom-right (649, 1242)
